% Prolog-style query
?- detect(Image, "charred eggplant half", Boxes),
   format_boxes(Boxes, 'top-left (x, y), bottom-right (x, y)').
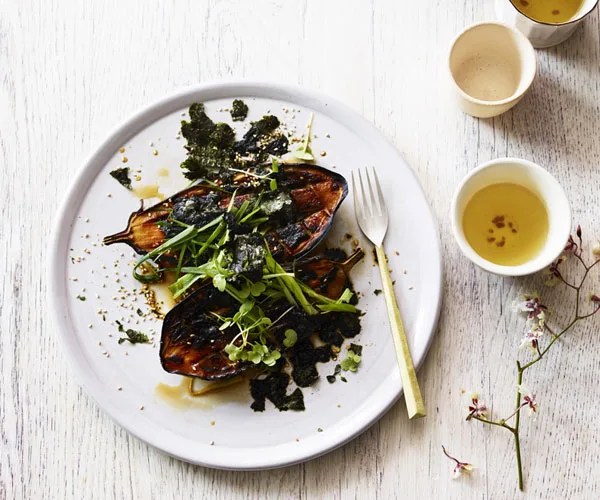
top-left (160, 249), bottom-right (364, 380)
top-left (103, 163), bottom-right (347, 261)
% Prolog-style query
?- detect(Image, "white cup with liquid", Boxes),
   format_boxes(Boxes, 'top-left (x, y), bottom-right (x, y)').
top-left (449, 22), bottom-right (536, 118)
top-left (496, 0), bottom-right (599, 48)
top-left (451, 158), bottom-right (571, 276)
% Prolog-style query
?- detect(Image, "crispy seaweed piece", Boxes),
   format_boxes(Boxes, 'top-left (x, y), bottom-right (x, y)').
top-left (250, 372), bottom-right (305, 412)
top-left (230, 99), bottom-right (248, 122)
top-left (110, 167), bottom-right (132, 190)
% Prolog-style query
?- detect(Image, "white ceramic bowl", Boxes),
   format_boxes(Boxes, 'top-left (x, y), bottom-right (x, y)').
top-left (448, 22), bottom-right (536, 118)
top-left (496, 0), bottom-right (599, 49)
top-left (451, 158), bottom-right (571, 276)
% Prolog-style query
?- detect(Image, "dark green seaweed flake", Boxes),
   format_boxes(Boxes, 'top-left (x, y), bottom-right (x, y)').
top-left (116, 320), bottom-right (150, 345)
top-left (230, 99), bottom-right (248, 122)
top-left (109, 167), bottom-right (132, 190)
top-left (250, 372), bottom-right (305, 412)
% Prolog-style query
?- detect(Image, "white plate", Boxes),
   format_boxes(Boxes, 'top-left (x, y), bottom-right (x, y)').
top-left (49, 82), bottom-right (442, 470)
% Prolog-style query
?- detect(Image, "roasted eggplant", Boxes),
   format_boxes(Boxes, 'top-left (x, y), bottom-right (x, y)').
top-left (160, 283), bottom-right (242, 380)
top-left (160, 249), bottom-right (364, 380)
top-left (103, 164), bottom-right (348, 261)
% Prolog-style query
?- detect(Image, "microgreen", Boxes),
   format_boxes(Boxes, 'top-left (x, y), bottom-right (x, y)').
top-left (283, 329), bottom-right (298, 348)
top-left (340, 344), bottom-right (362, 372)
top-left (292, 113), bottom-right (315, 161)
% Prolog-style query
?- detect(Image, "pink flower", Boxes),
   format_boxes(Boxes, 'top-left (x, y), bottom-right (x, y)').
top-left (442, 446), bottom-right (474, 479)
top-left (513, 293), bottom-right (547, 329)
top-left (519, 330), bottom-right (542, 353)
top-left (466, 393), bottom-right (487, 421)
top-left (517, 385), bottom-right (539, 416)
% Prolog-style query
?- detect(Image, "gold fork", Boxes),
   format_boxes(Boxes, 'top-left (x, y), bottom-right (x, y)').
top-left (352, 167), bottom-right (426, 419)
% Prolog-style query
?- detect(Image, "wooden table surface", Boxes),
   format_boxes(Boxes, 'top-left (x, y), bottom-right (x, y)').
top-left (2, 1), bottom-right (599, 498)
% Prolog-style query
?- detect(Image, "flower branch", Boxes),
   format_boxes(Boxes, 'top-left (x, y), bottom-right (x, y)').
top-left (454, 226), bottom-right (600, 491)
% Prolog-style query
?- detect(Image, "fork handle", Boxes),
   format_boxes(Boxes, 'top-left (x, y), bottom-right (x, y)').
top-left (375, 245), bottom-right (426, 419)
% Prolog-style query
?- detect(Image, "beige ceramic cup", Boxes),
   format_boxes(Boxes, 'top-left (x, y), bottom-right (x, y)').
top-left (449, 22), bottom-right (536, 118)
top-left (496, 0), bottom-right (599, 48)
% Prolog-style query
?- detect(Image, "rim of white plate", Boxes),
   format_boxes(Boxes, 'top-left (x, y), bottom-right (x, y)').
top-left (48, 81), bottom-right (443, 470)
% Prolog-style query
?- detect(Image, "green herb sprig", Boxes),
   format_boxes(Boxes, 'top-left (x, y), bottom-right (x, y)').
top-left (292, 113), bottom-right (315, 161)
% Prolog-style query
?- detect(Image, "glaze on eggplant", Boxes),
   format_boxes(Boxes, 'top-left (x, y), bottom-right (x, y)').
top-left (103, 164), bottom-right (348, 261)
top-left (159, 284), bottom-right (243, 380)
top-left (159, 249), bottom-right (364, 380)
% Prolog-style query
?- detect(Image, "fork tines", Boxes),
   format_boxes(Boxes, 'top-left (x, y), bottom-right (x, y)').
top-left (352, 167), bottom-right (385, 218)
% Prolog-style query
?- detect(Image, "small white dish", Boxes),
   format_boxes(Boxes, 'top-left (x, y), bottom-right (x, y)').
top-left (451, 158), bottom-right (571, 276)
top-left (448, 22), bottom-right (536, 118)
top-left (496, 0), bottom-right (599, 49)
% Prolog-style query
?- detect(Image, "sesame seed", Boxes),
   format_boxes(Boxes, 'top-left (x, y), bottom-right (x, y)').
top-left (117, 386), bottom-right (122, 391)
top-left (139, 405), bottom-right (144, 410)
top-left (107, 193), bottom-right (112, 198)
top-left (210, 421), bottom-right (215, 426)
top-left (121, 156), bottom-right (128, 163)
top-left (209, 440), bottom-right (215, 446)
top-left (152, 149), bottom-right (159, 156)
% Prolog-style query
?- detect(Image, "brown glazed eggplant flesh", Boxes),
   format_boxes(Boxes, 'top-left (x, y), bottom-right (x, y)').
top-left (103, 164), bottom-right (348, 261)
top-left (159, 249), bottom-right (364, 380)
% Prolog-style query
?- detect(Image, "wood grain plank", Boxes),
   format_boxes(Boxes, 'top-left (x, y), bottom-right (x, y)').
top-left (1, 0), bottom-right (599, 498)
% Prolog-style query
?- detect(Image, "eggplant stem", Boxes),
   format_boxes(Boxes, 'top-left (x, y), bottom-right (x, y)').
top-left (342, 248), bottom-right (365, 273)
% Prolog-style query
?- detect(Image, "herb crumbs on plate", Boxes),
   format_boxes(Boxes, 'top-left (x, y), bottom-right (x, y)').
top-left (109, 167), bottom-right (132, 190)
top-left (230, 99), bottom-right (248, 121)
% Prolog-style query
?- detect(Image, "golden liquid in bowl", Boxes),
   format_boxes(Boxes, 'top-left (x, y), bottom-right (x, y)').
top-left (462, 183), bottom-right (549, 266)
top-left (511, 0), bottom-right (584, 23)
